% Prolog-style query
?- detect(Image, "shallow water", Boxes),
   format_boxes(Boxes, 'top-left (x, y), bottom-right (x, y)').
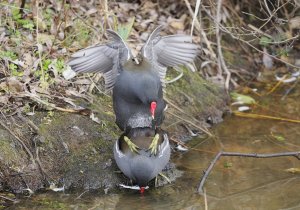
top-left (9, 84), bottom-right (300, 210)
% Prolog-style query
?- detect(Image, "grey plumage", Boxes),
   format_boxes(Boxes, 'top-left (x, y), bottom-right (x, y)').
top-left (68, 30), bottom-right (131, 90)
top-left (67, 25), bottom-right (199, 90)
top-left (114, 128), bottom-right (171, 187)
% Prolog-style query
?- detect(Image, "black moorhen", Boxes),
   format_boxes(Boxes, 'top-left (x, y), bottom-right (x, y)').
top-left (114, 127), bottom-right (170, 191)
top-left (68, 25), bottom-right (198, 133)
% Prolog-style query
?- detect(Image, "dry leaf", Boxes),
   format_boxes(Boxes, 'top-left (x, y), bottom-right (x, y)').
top-left (90, 112), bottom-right (101, 124)
top-left (289, 16), bottom-right (300, 29)
top-left (63, 66), bottom-right (77, 80)
top-left (0, 77), bottom-right (23, 93)
top-left (0, 95), bottom-right (9, 104)
top-left (22, 53), bottom-right (33, 68)
top-left (168, 18), bottom-right (185, 30)
top-left (86, 8), bottom-right (98, 16)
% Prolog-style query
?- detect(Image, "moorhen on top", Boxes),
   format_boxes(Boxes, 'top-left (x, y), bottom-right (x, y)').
top-left (114, 127), bottom-right (170, 190)
top-left (67, 25), bottom-right (198, 132)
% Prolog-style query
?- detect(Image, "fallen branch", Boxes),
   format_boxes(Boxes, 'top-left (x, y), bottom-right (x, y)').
top-left (16, 92), bottom-right (89, 114)
top-left (170, 136), bottom-right (216, 154)
top-left (233, 111), bottom-right (300, 124)
top-left (166, 111), bottom-right (212, 136)
top-left (0, 195), bottom-right (19, 203)
top-left (216, 0), bottom-right (231, 91)
top-left (0, 119), bottom-right (35, 162)
top-left (197, 151), bottom-right (300, 194)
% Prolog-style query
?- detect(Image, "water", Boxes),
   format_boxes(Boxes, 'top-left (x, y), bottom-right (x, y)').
top-left (9, 84), bottom-right (300, 209)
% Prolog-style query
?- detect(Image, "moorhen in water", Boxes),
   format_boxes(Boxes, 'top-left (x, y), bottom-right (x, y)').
top-left (68, 26), bottom-right (198, 189)
top-left (114, 128), bottom-right (170, 191)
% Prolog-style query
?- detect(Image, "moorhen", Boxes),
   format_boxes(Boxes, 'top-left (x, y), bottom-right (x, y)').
top-left (68, 25), bottom-right (198, 132)
top-left (114, 127), bottom-right (170, 190)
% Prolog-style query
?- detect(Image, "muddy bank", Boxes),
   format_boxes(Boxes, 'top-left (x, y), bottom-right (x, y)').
top-left (0, 69), bottom-right (228, 195)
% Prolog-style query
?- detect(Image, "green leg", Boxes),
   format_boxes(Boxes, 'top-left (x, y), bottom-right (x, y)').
top-left (148, 133), bottom-right (160, 155)
top-left (124, 136), bottom-right (140, 153)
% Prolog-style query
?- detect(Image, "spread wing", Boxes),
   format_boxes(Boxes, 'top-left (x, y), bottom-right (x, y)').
top-left (141, 25), bottom-right (199, 83)
top-left (67, 30), bottom-right (132, 91)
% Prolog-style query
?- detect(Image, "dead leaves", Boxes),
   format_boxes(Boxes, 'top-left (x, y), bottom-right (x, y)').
top-left (0, 0), bottom-right (208, 121)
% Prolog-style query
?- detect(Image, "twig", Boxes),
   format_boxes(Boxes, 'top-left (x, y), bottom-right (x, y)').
top-left (198, 151), bottom-right (300, 194)
top-left (0, 195), bottom-right (18, 203)
top-left (17, 112), bottom-right (39, 133)
top-left (241, 11), bottom-right (269, 21)
top-left (36, 0), bottom-right (45, 84)
top-left (167, 111), bottom-right (212, 136)
top-left (24, 93), bottom-right (85, 113)
top-left (0, 3), bottom-right (30, 11)
top-left (164, 97), bottom-right (208, 127)
top-left (48, 0), bottom-right (66, 54)
top-left (202, 5), bottom-right (300, 70)
top-left (70, 5), bottom-right (99, 33)
top-left (183, 0), bottom-right (217, 59)
top-left (35, 146), bottom-right (47, 181)
top-left (266, 75), bottom-right (287, 95)
top-left (19, 0), bottom-right (26, 14)
top-left (263, 0), bottom-right (273, 17)
top-left (248, 24), bottom-right (299, 44)
top-left (0, 119), bottom-right (34, 161)
top-left (216, 0), bottom-right (231, 90)
top-left (191, 0), bottom-right (201, 35)
top-left (233, 111), bottom-right (300, 123)
top-left (258, 0), bottom-right (289, 30)
top-left (165, 67), bottom-right (183, 84)
top-left (247, 24), bottom-right (273, 39)
top-left (281, 78), bottom-right (299, 100)
top-left (204, 188), bottom-right (208, 210)
top-left (170, 136), bottom-right (216, 154)
top-left (75, 190), bottom-right (89, 200)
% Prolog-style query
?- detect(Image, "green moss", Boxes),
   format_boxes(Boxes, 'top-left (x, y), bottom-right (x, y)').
top-left (166, 68), bottom-right (225, 117)
top-left (0, 139), bottom-right (20, 165)
top-left (222, 46), bottom-right (235, 64)
top-left (36, 198), bottom-right (67, 209)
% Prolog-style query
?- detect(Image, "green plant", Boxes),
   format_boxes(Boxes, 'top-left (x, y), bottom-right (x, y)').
top-left (11, 7), bottom-right (35, 31)
top-left (276, 48), bottom-right (289, 57)
top-left (9, 63), bottom-right (24, 77)
top-left (115, 17), bottom-right (135, 41)
top-left (53, 59), bottom-right (65, 74)
top-left (259, 36), bottom-right (272, 47)
top-left (0, 50), bottom-right (17, 60)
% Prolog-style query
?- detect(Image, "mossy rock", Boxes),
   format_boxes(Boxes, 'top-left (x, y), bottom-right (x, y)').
top-left (0, 70), bottom-right (228, 194)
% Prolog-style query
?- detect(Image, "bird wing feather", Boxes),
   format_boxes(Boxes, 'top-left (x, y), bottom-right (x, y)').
top-left (141, 25), bottom-right (199, 83)
top-left (67, 30), bottom-right (132, 91)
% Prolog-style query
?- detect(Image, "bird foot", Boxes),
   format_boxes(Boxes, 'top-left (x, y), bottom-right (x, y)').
top-left (148, 133), bottom-right (160, 155)
top-left (124, 136), bottom-right (140, 153)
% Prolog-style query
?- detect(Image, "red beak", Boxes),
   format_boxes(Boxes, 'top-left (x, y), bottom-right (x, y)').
top-left (140, 186), bottom-right (145, 194)
top-left (150, 101), bottom-right (157, 119)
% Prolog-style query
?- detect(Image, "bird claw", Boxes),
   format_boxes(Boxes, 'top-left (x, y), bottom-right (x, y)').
top-left (124, 136), bottom-right (140, 153)
top-left (148, 133), bottom-right (160, 155)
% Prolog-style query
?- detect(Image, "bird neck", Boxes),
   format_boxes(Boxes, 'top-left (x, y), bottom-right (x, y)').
top-left (123, 58), bottom-right (152, 72)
